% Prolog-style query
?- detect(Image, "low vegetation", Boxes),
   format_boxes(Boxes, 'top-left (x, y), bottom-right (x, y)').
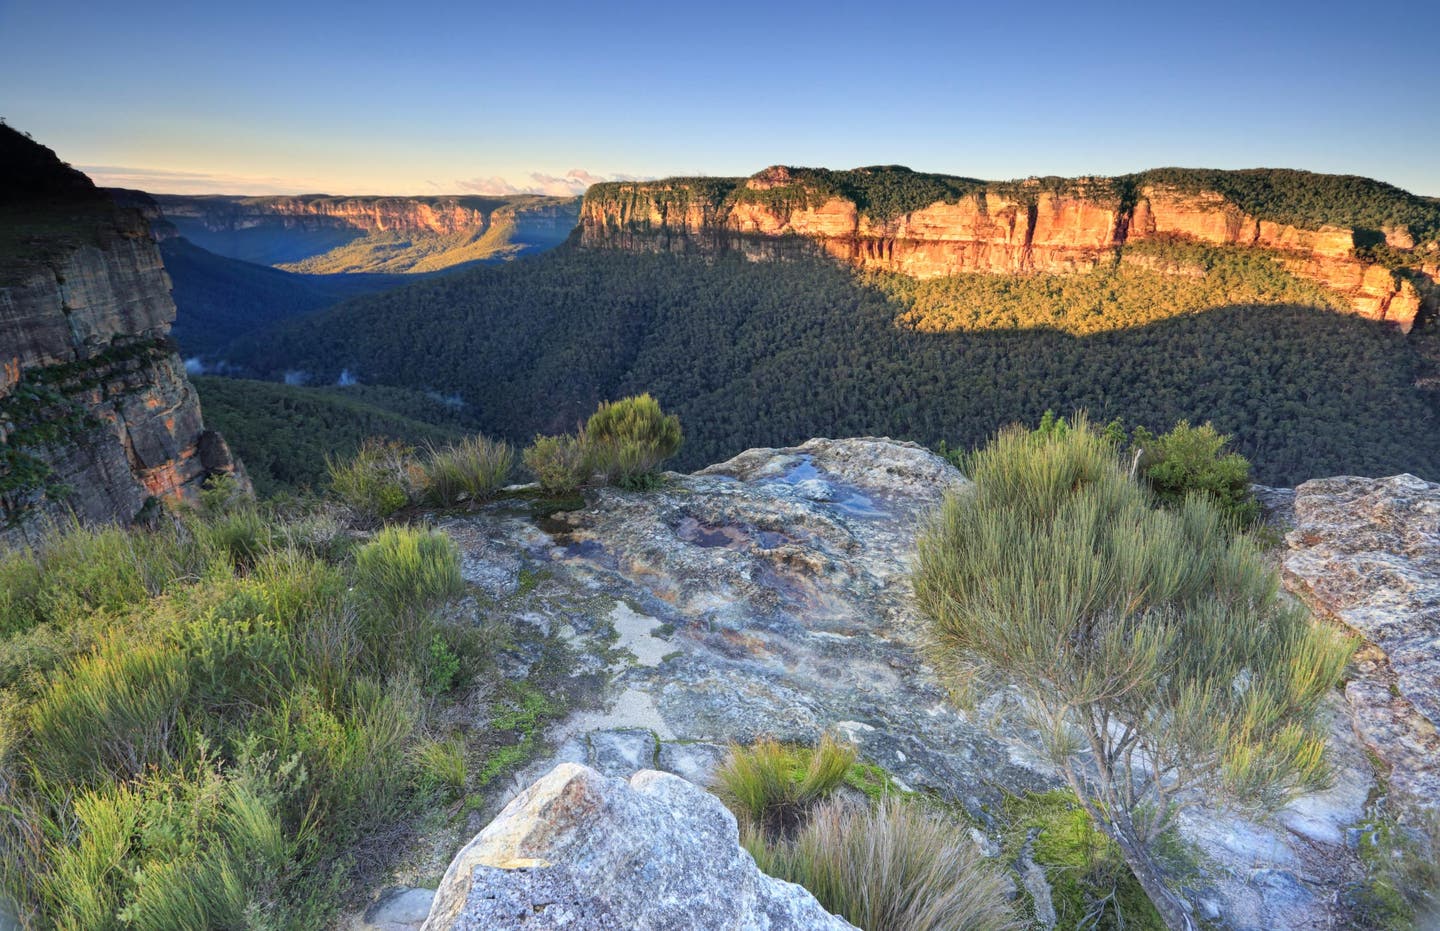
top-left (523, 393), bottom-right (683, 494)
top-left (915, 416), bottom-right (1355, 929)
top-left (0, 476), bottom-right (496, 928)
top-left (717, 738), bottom-right (1018, 931)
top-left (327, 434), bottom-right (515, 522)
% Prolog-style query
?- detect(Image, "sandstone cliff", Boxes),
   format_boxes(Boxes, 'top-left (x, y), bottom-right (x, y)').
top-left (151, 193), bottom-right (582, 272)
top-left (1, 126), bottom-right (243, 546)
top-left (581, 166), bottom-right (1439, 332)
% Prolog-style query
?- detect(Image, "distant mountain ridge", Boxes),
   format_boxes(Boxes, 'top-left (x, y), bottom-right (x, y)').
top-left (583, 165), bottom-right (1440, 332)
top-left (150, 192), bottom-right (582, 273)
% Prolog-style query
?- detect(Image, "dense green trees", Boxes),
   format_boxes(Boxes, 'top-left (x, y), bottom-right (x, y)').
top-left (223, 248), bottom-right (1440, 486)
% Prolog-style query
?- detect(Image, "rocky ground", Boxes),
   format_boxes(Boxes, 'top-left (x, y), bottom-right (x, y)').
top-left (352, 438), bottom-right (1438, 931)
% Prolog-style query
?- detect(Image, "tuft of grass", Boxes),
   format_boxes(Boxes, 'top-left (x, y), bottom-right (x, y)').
top-left (1351, 810), bottom-right (1440, 930)
top-left (413, 736), bottom-right (468, 800)
top-left (522, 433), bottom-right (591, 496)
top-left (713, 735), bottom-right (855, 836)
top-left (326, 438), bottom-right (418, 522)
top-left (746, 799), bottom-right (1020, 931)
top-left (352, 526), bottom-right (463, 623)
top-left (420, 435), bottom-right (514, 507)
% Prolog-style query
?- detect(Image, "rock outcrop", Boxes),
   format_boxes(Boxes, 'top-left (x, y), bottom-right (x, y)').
top-left (1283, 473), bottom-right (1440, 810)
top-left (1, 126), bottom-right (244, 546)
top-left (381, 437), bottom-right (1387, 931)
top-left (421, 763), bottom-right (856, 931)
top-left (581, 167), bottom-right (1438, 332)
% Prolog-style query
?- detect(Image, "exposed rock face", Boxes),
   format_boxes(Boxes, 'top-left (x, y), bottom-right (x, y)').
top-left (581, 169), bottom-right (1437, 332)
top-left (422, 763), bottom-right (856, 931)
top-left (1283, 473), bottom-right (1440, 810)
top-left (1, 127), bottom-right (244, 546)
top-left (151, 193), bottom-right (582, 270)
top-left (412, 437), bottom-right (1383, 931)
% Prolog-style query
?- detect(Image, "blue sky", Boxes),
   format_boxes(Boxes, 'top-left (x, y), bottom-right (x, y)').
top-left (2, 0), bottom-right (1437, 195)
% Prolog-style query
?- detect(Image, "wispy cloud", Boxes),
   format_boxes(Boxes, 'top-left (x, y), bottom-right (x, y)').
top-left (79, 164), bottom-right (334, 195)
top-left (457, 169), bottom-right (645, 197)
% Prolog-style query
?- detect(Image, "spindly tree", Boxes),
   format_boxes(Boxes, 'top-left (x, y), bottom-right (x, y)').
top-left (914, 417), bottom-right (1353, 930)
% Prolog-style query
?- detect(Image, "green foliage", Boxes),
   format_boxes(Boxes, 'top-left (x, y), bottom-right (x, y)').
top-left (195, 377), bottom-right (468, 497)
top-left (0, 496), bottom-right (479, 928)
top-left (1131, 419), bottom-right (1260, 527)
top-left (420, 435), bottom-right (514, 506)
top-left (412, 736), bottom-right (468, 800)
top-left (1000, 790), bottom-right (1166, 929)
top-left (228, 249), bottom-right (1440, 487)
top-left (423, 633), bottom-right (462, 696)
top-left (1351, 811), bottom-right (1440, 930)
top-left (712, 735), bottom-right (855, 836)
top-left (745, 799), bottom-right (1019, 931)
top-left (914, 417), bottom-right (1355, 923)
top-left (583, 393), bottom-right (683, 488)
top-left (326, 438), bottom-right (419, 522)
top-left (522, 433), bottom-right (591, 495)
top-left (352, 526), bottom-right (464, 625)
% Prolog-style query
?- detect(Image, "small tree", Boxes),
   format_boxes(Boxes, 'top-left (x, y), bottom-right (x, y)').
top-left (914, 418), bottom-right (1353, 930)
top-left (583, 393), bottom-right (683, 489)
top-left (1132, 420), bottom-right (1259, 527)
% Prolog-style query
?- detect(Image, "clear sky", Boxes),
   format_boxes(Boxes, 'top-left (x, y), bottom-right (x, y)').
top-left (2, 0), bottom-right (1437, 196)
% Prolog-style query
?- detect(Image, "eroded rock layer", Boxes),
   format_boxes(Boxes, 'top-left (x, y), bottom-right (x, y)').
top-left (581, 167), bottom-right (1439, 332)
top-left (1, 126), bottom-right (243, 546)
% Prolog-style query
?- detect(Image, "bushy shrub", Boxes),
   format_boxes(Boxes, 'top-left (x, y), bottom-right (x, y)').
top-left (1131, 419), bottom-right (1260, 527)
top-left (712, 735), bottom-right (854, 836)
top-left (522, 433), bottom-right (591, 495)
top-left (420, 436), bottom-right (514, 507)
top-left (352, 526), bottom-right (463, 621)
top-left (584, 393), bottom-right (682, 489)
top-left (915, 415), bottom-right (1352, 926)
top-left (326, 438), bottom-right (418, 522)
top-left (747, 799), bottom-right (1019, 931)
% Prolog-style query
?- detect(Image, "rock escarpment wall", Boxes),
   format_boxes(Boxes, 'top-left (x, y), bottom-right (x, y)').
top-left (581, 166), bottom-right (1438, 332)
top-left (1, 127), bottom-right (244, 546)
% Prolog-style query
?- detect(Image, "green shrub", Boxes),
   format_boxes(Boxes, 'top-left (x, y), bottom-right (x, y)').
top-left (1131, 419), bottom-right (1260, 527)
top-left (26, 636), bottom-right (190, 784)
top-left (327, 438), bottom-right (418, 521)
top-left (413, 735), bottom-right (467, 799)
top-left (713, 735), bottom-right (854, 836)
top-left (522, 433), bottom-right (591, 495)
top-left (353, 526), bottom-right (463, 620)
top-left (192, 504), bottom-right (274, 570)
top-left (0, 547), bottom-right (43, 636)
top-left (583, 393), bottom-right (682, 488)
top-left (746, 799), bottom-right (1019, 931)
top-left (423, 632), bottom-right (462, 696)
top-left (421, 435), bottom-right (514, 506)
top-left (915, 416), bottom-right (1353, 926)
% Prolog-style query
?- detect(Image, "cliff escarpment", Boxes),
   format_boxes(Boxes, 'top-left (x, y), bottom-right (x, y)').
top-left (581, 166), bottom-right (1440, 332)
top-left (1, 126), bottom-right (243, 545)
top-left (151, 193), bottom-right (582, 273)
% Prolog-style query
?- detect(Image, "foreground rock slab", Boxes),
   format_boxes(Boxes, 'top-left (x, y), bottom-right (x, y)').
top-left (421, 763), bottom-right (856, 931)
top-left (1284, 473), bottom-right (1440, 810)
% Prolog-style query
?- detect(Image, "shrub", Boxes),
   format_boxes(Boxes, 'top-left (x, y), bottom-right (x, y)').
top-left (583, 393), bottom-right (682, 488)
top-left (412, 736), bottom-right (468, 799)
top-left (420, 435), bottom-right (514, 507)
top-left (26, 636), bottom-right (190, 784)
top-left (423, 632), bottom-right (462, 696)
top-left (352, 526), bottom-right (463, 620)
top-left (914, 416), bottom-right (1353, 927)
top-left (522, 433), bottom-right (591, 495)
top-left (1131, 420), bottom-right (1260, 526)
top-left (326, 438), bottom-right (417, 521)
top-left (747, 799), bottom-right (1019, 931)
top-left (712, 735), bottom-right (854, 836)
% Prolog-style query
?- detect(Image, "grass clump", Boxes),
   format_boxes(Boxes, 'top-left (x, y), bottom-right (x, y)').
top-left (749, 799), bottom-right (1019, 931)
top-left (522, 394), bottom-right (684, 494)
top-left (1351, 810), bottom-right (1440, 930)
top-left (0, 476), bottom-right (487, 928)
top-left (713, 735), bottom-right (854, 836)
top-left (326, 438), bottom-right (417, 522)
top-left (420, 435), bottom-right (513, 507)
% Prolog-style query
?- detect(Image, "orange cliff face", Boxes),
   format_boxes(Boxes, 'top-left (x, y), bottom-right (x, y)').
top-left (580, 169), bottom-right (1438, 333)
